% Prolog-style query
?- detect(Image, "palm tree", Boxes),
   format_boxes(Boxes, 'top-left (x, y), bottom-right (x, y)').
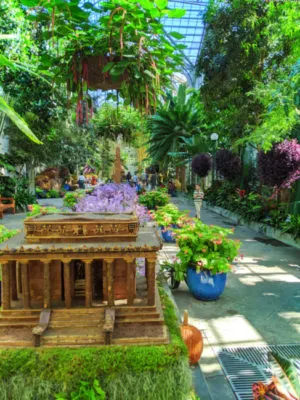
top-left (147, 85), bottom-right (207, 190)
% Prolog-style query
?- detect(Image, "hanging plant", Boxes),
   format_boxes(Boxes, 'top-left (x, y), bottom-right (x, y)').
top-left (21, 0), bottom-right (186, 122)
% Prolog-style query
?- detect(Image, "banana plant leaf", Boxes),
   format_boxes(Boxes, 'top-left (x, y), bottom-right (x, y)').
top-left (0, 97), bottom-right (42, 144)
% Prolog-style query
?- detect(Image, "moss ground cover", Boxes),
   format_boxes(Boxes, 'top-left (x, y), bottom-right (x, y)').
top-left (0, 288), bottom-right (191, 399)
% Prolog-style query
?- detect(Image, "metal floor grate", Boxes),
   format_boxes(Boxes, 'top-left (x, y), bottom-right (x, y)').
top-left (216, 344), bottom-right (300, 400)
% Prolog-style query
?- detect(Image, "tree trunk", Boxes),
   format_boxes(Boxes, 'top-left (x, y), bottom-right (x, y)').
top-left (180, 165), bottom-right (186, 192)
top-left (26, 163), bottom-right (35, 195)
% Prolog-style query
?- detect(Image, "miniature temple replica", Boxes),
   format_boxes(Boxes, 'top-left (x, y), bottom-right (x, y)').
top-left (0, 213), bottom-right (168, 347)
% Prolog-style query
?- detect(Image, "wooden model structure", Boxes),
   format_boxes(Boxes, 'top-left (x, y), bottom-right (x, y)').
top-left (0, 213), bottom-right (168, 347)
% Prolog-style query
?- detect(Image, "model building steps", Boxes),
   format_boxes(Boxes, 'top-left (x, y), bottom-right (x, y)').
top-left (48, 308), bottom-right (104, 329)
top-left (0, 309), bottom-right (40, 328)
top-left (115, 306), bottom-right (164, 326)
top-left (42, 327), bottom-right (105, 347)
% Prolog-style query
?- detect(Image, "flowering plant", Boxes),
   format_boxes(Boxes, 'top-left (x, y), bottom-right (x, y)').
top-left (63, 190), bottom-right (86, 209)
top-left (151, 204), bottom-right (191, 228)
top-left (138, 190), bottom-right (169, 210)
top-left (75, 183), bottom-right (151, 224)
top-left (173, 219), bottom-right (240, 280)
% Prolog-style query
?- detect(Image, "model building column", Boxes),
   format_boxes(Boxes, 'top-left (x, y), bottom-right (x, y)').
top-left (21, 261), bottom-right (30, 309)
top-left (84, 260), bottom-right (93, 308)
top-left (1, 262), bottom-right (11, 310)
top-left (146, 257), bottom-right (156, 306)
top-left (10, 261), bottom-right (18, 301)
top-left (43, 261), bottom-right (51, 308)
top-left (63, 260), bottom-right (72, 308)
top-left (125, 258), bottom-right (136, 306)
top-left (105, 259), bottom-right (115, 306)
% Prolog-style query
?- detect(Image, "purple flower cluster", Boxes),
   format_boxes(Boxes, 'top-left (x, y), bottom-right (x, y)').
top-left (75, 183), bottom-right (151, 224)
top-left (258, 139), bottom-right (300, 188)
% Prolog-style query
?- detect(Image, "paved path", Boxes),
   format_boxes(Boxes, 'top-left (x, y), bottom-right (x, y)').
top-left (165, 195), bottom-right (300, 399)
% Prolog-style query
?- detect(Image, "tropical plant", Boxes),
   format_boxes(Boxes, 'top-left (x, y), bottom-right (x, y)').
top-left (258, 139), bottom-right (300, 189)
top-left (46, 189), bottom-right (60, 199)
top-left (138, 190), bottom-right (169, 210)
top-left (191, 153), bottom-right (212, 178)
top-left (148, 85), bottom-right (206, 166)
top-left (19, 0), bottom-right (186, 118)
top-left (173, 220), bottom-right (240, 280)
top-left (215, 149), bottom-right (241, 180)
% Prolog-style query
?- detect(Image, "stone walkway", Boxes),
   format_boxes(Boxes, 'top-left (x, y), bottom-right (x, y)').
top-left (166, 195), bottom-right (300, 399)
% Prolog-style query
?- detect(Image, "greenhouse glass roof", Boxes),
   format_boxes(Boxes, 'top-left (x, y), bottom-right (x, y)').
top-left (162, 0), bottom-right (209, 67)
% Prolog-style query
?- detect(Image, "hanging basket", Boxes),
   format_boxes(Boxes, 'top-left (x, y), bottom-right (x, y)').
top-left (83, 55), bottom-right (128, 91)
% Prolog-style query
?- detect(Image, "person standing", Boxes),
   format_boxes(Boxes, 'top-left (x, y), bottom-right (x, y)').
top-left (126, 171), bottom-right (132, 183)
top-left (133, 172), bottom-right (138, 186)
top-left (150, 172), bottom-right (157, 190)
top-left (193, 184), bottom-right (204, 219)
top-left (78, 172), bottom-right (85, 189)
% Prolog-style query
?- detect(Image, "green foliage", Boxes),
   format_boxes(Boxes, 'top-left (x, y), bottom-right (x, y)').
top-left (148, 85), bottom-right (208, 167)
top-left (198, 0), bottom-right (300, 150)
top-left (46, 189), bottom-right (60, 199)
top-left (93, 104), bottom-right (148, 145)
top-left (270, 352), bottom-right (300, 398)
top-left (26, 204), bottom-right (60, 217)
top-left (18, 0), bottom-right (185, 113)
top-left (56, 380), bottom-right (106, 400)
top-left (174, 219), bottom-right (240, 280)
top-left (63, 191), bottom-right (86, 209)
top-left (0, 288), bottom-right (190, 399)
top-left (151, 204), bottom-right (190, 227)
top-left (0, 225), bottom-right (18, 244)
top-left (138, 190), bottom-right (169, 210)
top-left (205, 181), bottom-right (300, 238)
top-left (14, 177), bottom-right (36, 210)
top-left (0, 374), bottom-right (61, 400)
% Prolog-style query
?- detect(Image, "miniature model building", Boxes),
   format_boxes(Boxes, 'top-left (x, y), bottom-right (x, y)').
top-left (0, 213), bottom-right (168, 347)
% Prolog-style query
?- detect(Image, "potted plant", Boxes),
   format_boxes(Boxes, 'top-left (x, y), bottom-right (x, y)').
top-left (138, 190), bottom-right (169, 210)
top-left (174, 220), bottom-right (240, 300)
top-left (152, 204), bottom-right (191, 243)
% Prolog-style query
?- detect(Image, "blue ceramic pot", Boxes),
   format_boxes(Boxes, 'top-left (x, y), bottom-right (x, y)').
top-left (187, 267), bottom-right (227, 301)
top-left (160, 226), bottom-right (176, 243)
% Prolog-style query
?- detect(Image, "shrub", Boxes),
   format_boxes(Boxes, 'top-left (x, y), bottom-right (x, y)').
top-left (138, 190), bottom-right (169, 210)
top-left (258, 139), bottom-right (300, 188)
top-left (216, 149), bottom-right (241, 180)
top-left (191, 153), bottom-right (212, 177)
top-left (46, 189), bottom-right (60, 198)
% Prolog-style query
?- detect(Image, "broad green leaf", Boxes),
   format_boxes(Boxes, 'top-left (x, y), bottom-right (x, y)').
top-left (139, 0), bottom-right (154, 10)
top-left (102, 62), bottom-right (114, 73)
top-left (169, 31), bottom-right (184, 40)
top-left (155, 0), bottom-right (168, 9)
top-left (0, 97), bottom-right (42, 144)
top-left (167, 8), bottom-right (186, 18)
top-left (0, 55), bottom-right (15, 69)
top-left (20, 0), bottom-right (40, 6)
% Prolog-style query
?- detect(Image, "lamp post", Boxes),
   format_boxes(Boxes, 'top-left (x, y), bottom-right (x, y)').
top-left (210, 133), bottom-right (219, 183)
